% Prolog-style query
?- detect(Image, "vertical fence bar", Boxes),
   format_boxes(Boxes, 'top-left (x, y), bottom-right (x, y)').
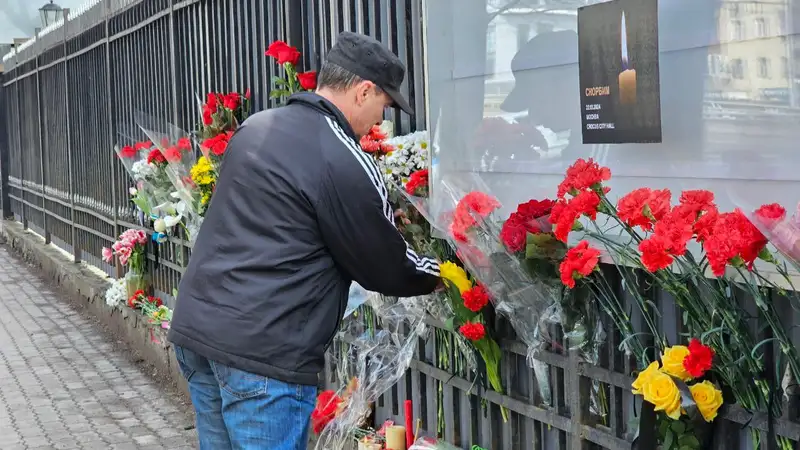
top-left (63, 9), bottom-right (79, 263)
top-left (0, 79), bottom-right (10, 220)
top-left (35, 30), bottom-right (50, 244)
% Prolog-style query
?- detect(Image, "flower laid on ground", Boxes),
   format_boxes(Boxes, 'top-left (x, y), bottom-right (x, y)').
top-left (105, 278), bottom-right (127, 308)
top-left (266, 40), bottom-right (316, 103)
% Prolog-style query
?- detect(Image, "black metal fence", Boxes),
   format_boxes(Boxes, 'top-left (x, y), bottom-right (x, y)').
top-left (2, 1), bottom-right (800, 449)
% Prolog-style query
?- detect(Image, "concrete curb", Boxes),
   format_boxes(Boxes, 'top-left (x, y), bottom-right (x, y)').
top-left (0, 220), bottom-right (189, 400)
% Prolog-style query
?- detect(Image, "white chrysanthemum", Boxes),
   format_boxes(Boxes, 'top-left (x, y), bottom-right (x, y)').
top-left (379, 131), bottom-right (430, 188)
top-left (131, 160), bottom-right (155, 182)
top-left (105, 278), bottom-right (127, 308)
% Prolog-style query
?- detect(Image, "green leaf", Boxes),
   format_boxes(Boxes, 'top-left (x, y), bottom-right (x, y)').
top-left (658, 419), bottom-right (669, 437)
top-left (269, 90), bottom-right (284, 99)
top-left (670, 420), bottom-right (686, 435)
top-left (271, 76), bottom-right (288, 86)
top-left (663, 430), bottom-right (674, 450)
top-left (678, 435), bottom-right (700, 448)
top-left (443, 317), bottom-right (455, 331)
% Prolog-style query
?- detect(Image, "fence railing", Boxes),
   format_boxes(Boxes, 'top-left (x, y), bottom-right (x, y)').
top-left (2, 1), bottom-right (800, 449)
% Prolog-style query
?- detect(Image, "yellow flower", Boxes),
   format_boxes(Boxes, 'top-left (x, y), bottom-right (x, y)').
top-left (191, 157), bottom-right (215, 186)
top-left (642, 370), bottom-right (682, 420)
top-left (439, 261), bottom-right (472, 294)
top-left (661, 345), bottom-right (692, 381)
top-left (631, 361), bottom-right (661, 395)
top-left (201, 192), bottom-right (211, 205)
top-left (690, 380), bottom-right (723, 422)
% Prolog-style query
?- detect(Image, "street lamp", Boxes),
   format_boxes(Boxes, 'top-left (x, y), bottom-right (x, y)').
top-left (39, 1), bottom-right (63, 27)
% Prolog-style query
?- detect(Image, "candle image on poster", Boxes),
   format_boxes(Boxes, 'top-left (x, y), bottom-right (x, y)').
top-left (577, 0), bottom-right (662, 144)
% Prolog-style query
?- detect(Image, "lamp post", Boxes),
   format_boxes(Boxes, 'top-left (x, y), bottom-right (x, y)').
top-left (39, 0), bottom-right (63, 27)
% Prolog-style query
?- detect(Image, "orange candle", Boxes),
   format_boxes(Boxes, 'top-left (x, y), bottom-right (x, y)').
top-left (619, 69), bottom-right (637, 105)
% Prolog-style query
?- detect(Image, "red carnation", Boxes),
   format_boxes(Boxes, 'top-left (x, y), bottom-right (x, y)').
top-left (683, 338), bottom-right (714, 378)
top-left (146, 296), bottom-right (163, 307)
top-left (754, 203), bottom-right (787, 229)
top-left (638, 235), bottom-right (675, 272)
top-left (500, 215), bottom-right (528, 253)
top-left (517, 199), bottom-right (555, 220)
top-left (461, 284), bottom-right (490, 312)
top-left (449, 192), bottom-right (501, 242)
top-left (297, 71), bottom-right (318, 90)
top-left (703, 209), bottom-right (768, 276)
top-left (147, 149), bottom-right (166, 165)
top-left (134, 141), bottom-right (152, 151)
top-left (405, 169), bottom-right (429, 195)
top-left (245, 88), bottom-right (251, 100)
top-left (222, 92), bottom-right (240, 111)
top-left (617, 188), bottom-right (672, 231)
top-left (459, 322), bottom-right (486, 341)
top-left (265, 40), bottom-right (301, 66)
top-left (557, 158), bottom-right (611, 199)
top-left (163, 146), bottom-right (182, 163)
top-left (311, 390), bottom-right (342, 434)
top-left (559, 240), bottom-right (600, 288)
top-left (203, 132), bottom-right (234, 156)
top-left (177, 137), bottom-right (192, 150)
top-left (119, 145), bottom-right (137, 159)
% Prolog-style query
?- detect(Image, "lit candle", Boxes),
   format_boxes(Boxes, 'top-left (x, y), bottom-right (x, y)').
top-left (618, 11), bottom-right (637, 105)
top-left (385, 426), bottom-right (407, 450)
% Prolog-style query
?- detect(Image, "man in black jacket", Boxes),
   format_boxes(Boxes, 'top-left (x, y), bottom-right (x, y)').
top-left (168, 31), bottom-right (441, 450)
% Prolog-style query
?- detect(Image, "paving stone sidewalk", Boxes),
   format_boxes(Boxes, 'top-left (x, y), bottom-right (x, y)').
top-left (0, 246), bottom-right (198, 449)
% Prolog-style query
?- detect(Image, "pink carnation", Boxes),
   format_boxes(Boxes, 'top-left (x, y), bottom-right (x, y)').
top-left (117, 246), bottom-right (132, 266)
top-left (102, 247), bottom-right (114, 263)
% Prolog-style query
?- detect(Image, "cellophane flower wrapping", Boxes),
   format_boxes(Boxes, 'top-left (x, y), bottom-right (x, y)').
top-left (408, 437), bottom-right (462, 450)
top-left (135, 113), bottom-right (207, 246)
top-left (412, 171), bottom-right (606, 413)
top-left (114, 134), bottom-right (175, 219)
top-left (314, 288), bottom-right (430, 450)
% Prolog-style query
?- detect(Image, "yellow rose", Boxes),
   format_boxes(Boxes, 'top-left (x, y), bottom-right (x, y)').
top-left (642, 370), bottom-right (682, 420)
top-left (661, 345), bottom-right (692, 381)
top-left (631, 361), bottom-right (661, 395)
top-left (439, 261), bottom-right (472, 294)
top-left (690, 380), bottom-right (723, 422)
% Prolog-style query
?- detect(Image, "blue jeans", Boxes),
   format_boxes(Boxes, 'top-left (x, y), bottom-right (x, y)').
top-left (174, 345), bottom-right (317, 450)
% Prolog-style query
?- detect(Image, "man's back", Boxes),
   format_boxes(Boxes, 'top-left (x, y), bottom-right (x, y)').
top-left (169, 96), bottom-right (348, 385)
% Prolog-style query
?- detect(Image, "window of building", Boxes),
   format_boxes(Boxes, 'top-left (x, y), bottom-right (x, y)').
top-left (754, 18), bottom-right (768, 38)
top-left (757, 57), bottom-right (770, 78)
top-left (731, 58), bottom-right (746, 79)
top-left (730, 20), bottom-right (744, 41)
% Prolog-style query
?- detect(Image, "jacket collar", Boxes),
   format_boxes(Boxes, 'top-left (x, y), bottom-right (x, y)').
top-left (287, 92), bottom-right (358, 141)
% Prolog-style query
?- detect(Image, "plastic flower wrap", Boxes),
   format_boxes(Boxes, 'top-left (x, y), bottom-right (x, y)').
top-left (550, 158), bottom-right (800, 449)
top-left (409, 437), bottom-right (463, 450)
top-left (314, 292), bottom-right (428, 450)
top-left (114, 136), bottom-right (175, 218)
top-left (135, 113), bottom-right (208, 244)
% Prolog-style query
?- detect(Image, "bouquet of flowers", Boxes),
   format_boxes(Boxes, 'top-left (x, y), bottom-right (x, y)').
top-left (550, 158), bottom-right (799, 449)
top-left (632, 339), bottom-right (722, 450)
top-left (102, 228), bottom-right (148, 295)
top-left (380, 130), bottom-right (429, 188)
top-left (115, 140), bottom-right (175, 218)
top-left (265, 40), bottom-right (317, 104)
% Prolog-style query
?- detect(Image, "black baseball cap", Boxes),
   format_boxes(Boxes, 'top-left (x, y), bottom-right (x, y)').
top-left (326, 31), bottom-right (413, 115)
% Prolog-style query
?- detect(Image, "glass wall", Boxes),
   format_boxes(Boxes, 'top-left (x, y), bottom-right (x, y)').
top-left (425, 0), bottom-right (800, 217)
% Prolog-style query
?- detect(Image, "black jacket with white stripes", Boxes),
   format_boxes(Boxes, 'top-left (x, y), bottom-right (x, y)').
top-left (167, 92), bottom-right (440, 386)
